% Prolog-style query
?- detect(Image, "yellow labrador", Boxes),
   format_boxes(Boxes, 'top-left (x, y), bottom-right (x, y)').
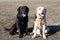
top-left (31, 6), bottom-right (49, 39)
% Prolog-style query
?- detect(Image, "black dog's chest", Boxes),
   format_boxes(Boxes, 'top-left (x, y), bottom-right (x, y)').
top-left (18, 17), bottom-right (27, 21)
top-left (17, 16), bottom-right (28, 24)
top-left (21, 17), bottom-right (26, 21)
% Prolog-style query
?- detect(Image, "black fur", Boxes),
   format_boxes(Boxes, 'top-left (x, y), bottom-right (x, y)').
top-left (5, 6), bottom-right (29, 38)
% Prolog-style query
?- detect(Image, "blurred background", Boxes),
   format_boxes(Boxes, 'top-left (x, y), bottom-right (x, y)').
top-left (0, 0), bottom-right (60, 40)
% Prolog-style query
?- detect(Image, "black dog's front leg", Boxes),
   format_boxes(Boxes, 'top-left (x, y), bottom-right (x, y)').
top-left (16, 19), bottom-right (23, 38)
top-left (23, 23), bottom-right (28, 35)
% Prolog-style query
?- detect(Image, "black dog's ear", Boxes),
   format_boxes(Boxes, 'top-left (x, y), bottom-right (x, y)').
top-left (25, 6), bottom-right (29, 12)
top-left (17, 6), bottom-right (22, 13)
top-left (17, 7), bottom-right (21, 11)
top-left (27, 6), bottom-right (29, 12)
top-left (17, 6), bottom-right (22, 11)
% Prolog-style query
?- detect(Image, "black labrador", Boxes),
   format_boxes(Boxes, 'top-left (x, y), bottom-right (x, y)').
top-left (5, 6), bottom-right (29, 38)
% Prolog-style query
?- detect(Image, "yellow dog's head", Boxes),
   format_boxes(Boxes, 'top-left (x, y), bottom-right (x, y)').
top-left (36, 6), bottom-right (46, 19)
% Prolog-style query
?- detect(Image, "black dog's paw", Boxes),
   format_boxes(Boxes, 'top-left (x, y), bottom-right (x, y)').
top-left (9, 31), bottom-right (15, 35)
top-left (18, 33), bottom-right (23, 38)
top-left (19, 35), bottom-right (23, 38)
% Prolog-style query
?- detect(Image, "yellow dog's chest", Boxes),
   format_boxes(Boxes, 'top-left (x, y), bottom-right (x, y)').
top-left (36, 18), bottom-right (44, 29)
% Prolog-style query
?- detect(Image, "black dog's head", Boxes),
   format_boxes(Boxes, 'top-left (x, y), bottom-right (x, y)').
top-left (17, 6), bottom-right (29, 17)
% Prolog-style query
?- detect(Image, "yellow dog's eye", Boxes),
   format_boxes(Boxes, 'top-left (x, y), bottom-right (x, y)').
top-left (39, 14), bottom-right (40, 15)
top-left (39, 8), bottom-right (41, 10)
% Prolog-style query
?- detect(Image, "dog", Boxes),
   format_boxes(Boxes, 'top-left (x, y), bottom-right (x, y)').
top-left (5, 6), bottom-right (29, 38)
top-left (31, 6), bottom-right (49, 39)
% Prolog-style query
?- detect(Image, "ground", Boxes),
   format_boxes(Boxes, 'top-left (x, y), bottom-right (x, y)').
top-left (0, 0), bottom-right (60, 40)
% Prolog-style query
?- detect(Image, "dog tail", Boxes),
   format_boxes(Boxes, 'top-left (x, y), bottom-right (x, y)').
top-left (4, 27), bottom-right (10, 31)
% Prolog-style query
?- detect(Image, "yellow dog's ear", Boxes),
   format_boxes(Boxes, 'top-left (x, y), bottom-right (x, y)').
top-left (44, 9), bottom-right (46, 14)
top-left (34, 14), bottom-right (37, 21)
top-left (35, 14), bottom-right (37, 19)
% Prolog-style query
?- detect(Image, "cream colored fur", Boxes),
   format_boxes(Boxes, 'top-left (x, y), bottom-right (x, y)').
top-left (31, 6), bottom-right (49, 39)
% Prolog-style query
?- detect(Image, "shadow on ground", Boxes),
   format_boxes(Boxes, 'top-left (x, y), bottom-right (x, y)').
top-left (27, 25), bottom-right (60, 36)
